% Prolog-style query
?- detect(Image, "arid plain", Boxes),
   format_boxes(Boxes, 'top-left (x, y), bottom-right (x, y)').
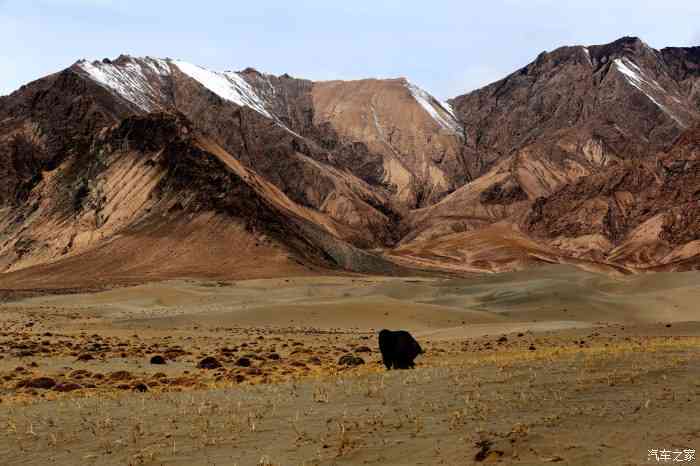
top-left (0, 265), bottom-right (699, 465)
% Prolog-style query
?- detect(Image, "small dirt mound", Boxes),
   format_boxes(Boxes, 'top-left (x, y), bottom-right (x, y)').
top-left (109, 370), bottom-right (133, 381)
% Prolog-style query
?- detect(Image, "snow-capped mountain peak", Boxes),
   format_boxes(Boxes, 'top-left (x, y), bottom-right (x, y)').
top-left (75, 56), bottom-right (278, 121)
top-left (170, 60), bottom-right (274, 119)
top-left (76, 56), bottom-right (171, 112)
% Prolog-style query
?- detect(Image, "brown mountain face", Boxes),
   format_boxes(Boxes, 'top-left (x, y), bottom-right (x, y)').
top-left (1, 36), bottom-right (700, 287)
top-left (406, 38), bottom-right (700, 240)
top-left (0, 110), bottom-right (405, 290)
top-left (398, 37), bottom-right (700, 272)
top-left (452, 37), bottom-right (699, 173)
top-left (523, 125), bottom-right (700, 270)
top-left (310, 78), bottom-right (467, 207)
top-left (0, 69), bottom-right (131, 206)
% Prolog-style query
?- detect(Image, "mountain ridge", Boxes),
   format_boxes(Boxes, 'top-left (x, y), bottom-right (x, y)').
top-left (2, 36), bottom-right (700, 288)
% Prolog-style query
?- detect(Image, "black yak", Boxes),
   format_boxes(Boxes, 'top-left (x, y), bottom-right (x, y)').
top-left (378, 329), bottom-right (423, 369)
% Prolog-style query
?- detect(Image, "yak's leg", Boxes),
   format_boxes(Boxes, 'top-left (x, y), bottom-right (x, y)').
top-left (395, 358), bottom-right (409, 369)
top-left (382, 357), bottom-right (392, 370)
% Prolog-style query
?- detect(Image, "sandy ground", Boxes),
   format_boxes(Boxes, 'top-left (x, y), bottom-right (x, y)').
top-left (0, 265), bottom-right (699, 465)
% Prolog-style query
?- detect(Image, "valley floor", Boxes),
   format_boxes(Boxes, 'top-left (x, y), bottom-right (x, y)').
top-left (0, 265), bottom-right (699, 465)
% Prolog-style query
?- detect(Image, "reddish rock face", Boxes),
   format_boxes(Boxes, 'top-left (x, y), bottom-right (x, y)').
top-left (1, 36), bottom-right (700, 282)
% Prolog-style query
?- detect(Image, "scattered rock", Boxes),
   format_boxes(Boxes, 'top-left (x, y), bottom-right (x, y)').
top-left (235, 357), bottom-right (251, 367)
top-left (53, 382), bottom-right (83, 392)
top-left (338, 354), bottom-right (365, 366)
top-left (27, 376), bottom-right (56, 389)
top-left (197, 357), bottom-right (222, 369)
top-left (77, 353), bottom-right (94, 361)
top-left (133, 382), bottom-right (149, 392)
top-left (69, 369), bottom-right (91, 379)
top-left (474, 439), bottom-right (503, 462)
top-left (150, 355), bottom-right (166, 365)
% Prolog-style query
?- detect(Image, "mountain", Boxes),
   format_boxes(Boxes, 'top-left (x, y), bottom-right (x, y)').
top-left (0, 59), bottom-right (413, 288)
top-left (0, 109), bottom-right (406, 290)
top-left (524, 125), bottom-right (700, 270)
top-left (1, 36), bottom-right (700, 288)
top-left (395, 37), bottom-right (700, 272)
top-left (404, 37), bottom-right (700, 240)
top-left (69, 56), bottom-right (468, 204)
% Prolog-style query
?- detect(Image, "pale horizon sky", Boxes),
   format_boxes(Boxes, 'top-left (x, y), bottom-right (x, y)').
top-left (1, 0), bottom-right (699, 99)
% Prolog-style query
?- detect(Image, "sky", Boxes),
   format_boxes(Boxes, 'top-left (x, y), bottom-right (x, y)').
top-left (1, 0), bottom-right (699, 99)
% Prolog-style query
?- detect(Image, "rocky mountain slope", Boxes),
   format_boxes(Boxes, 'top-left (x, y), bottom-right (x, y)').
top-left (405, 37), bottom-right (700, 241)
top-left (396, 37), bottom-right (700, 272)
top-left (0, 110), bottom-right (405, 290)
top-left (524, 125), bottom-right (700, 270)
top-left (1, 36), bottom-right (700, 286)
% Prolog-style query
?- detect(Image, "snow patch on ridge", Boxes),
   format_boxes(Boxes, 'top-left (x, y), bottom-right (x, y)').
top-left (582, 47), bottom-right (592, 65)
top-left (405, 82), bottom-right (462, 135)
top-left (613, 58), bottom-right (685, 127)
top-left (172, 61), bottom-right (273, 119)
top-left (77, 56), bottom-right (282, 124)
top-left (441, 100), bottom-right (458, 120)
top-left (77, 57), bottom-right (170, 112)
top-left (172, 62), bottom-right (304, 138)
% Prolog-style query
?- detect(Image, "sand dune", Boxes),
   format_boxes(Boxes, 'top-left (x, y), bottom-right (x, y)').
top-left (17, 265), bottom-right (700, 336)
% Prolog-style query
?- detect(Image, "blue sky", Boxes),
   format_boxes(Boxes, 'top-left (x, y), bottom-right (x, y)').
top-left (1, 0), bottom-right (699, 98)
